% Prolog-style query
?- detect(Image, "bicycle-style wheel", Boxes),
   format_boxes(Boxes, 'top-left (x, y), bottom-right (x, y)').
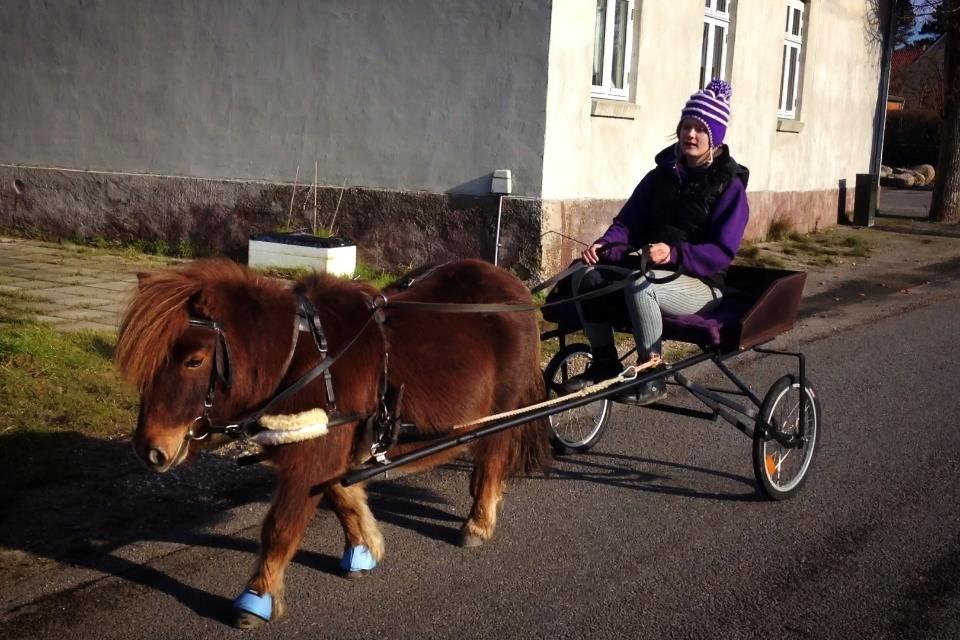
top-left (752, 375), bottom-right (821, 500)
top-left (543, 343), bottom-right (613, 454)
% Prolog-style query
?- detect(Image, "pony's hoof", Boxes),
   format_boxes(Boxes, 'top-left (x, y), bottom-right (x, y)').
top-left (344, 568), bottom-right (373, 579)
top-left (232, 588), bottom-right (273, 629)
top-left (459, 532), bottom-right (485, 548)
top-left (340, 544), bottom-right (377, 577)
top-left (233, 610), bottom-right (268, 630)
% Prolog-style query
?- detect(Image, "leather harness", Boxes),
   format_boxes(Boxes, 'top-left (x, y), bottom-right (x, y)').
top-left (179, 250), bottom-right (674, 466)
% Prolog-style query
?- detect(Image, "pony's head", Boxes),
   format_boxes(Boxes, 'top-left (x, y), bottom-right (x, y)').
top-left (116, 259), bottom-right (297, 472)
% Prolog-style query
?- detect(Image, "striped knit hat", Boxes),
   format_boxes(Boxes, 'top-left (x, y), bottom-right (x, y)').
top-left (680, 79), bottom-right (732, 148)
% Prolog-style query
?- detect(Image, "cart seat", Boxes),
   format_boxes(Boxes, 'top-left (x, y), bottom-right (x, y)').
top-left (660, 298), bottom-right (752, 348)
top-left (543, 265), bottom-right (807, 352)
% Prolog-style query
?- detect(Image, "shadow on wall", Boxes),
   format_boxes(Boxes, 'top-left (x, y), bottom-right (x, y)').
top-left (446, 172), bottom-right (496, 196)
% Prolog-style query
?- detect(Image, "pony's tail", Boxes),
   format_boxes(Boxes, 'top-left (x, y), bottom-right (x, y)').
top-left (511, 374), bottom-right (554, 476)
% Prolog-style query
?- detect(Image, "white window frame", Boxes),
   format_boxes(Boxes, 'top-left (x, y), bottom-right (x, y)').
top-left (701, 0), bottom-right (734, 88)
top-left (591, 0), bottom-right (636, 101)
top-left (778, 0), bottom-right (806, 119)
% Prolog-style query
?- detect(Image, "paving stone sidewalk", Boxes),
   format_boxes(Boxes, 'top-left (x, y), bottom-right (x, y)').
top-left (0, 236), bottom-right (176, 332)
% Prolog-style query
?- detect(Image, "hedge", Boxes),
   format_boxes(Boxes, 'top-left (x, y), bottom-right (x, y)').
top-left (883, 110), bottom-right (942, 167)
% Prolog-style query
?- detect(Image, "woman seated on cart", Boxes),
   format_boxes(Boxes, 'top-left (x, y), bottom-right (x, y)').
top-left (562, 79), bottom-right (750, 405)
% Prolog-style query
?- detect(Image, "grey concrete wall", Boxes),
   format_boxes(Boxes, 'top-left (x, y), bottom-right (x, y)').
top-left (0, 0), bottom-right (550, 197)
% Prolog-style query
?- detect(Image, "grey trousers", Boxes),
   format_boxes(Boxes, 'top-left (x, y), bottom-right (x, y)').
top-left (583, 270), bottom-right (723, 361)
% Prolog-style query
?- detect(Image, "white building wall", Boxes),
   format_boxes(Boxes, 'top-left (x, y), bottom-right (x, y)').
top-left (543, 0), bottom-right (704, 200)
top-left (732, 0), bottom-right (882, 194)
top-left (542, 0), bottom-right (883, 203)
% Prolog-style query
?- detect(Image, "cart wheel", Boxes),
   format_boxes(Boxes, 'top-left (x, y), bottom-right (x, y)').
top-left (543, 343), bottom-right (613, 454)
top-left (752, 375), bottom-right (821, 500)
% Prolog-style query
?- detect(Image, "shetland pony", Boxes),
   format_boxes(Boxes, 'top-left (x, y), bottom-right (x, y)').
top-left (115, 258), bottom-right (551, 628)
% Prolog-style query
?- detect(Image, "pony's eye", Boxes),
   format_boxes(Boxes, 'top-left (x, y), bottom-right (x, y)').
top-left (184, 358), bottom-right (204, 369)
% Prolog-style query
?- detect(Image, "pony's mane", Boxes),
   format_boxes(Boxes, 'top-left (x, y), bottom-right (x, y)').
top-left (115, 259), bottom-right (273, 392)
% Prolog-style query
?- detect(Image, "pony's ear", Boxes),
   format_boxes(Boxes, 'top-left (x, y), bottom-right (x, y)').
top-left (187, 291), bottom-right (214, 320)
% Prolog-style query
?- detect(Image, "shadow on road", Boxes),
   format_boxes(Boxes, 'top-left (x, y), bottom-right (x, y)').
top-left (0, 430), bottom-right (279, 625)
top-left (799, 256), bottom-right (960, 318)
top-left (540, 451), bottom-right (762, 502)
top-left (368, 481), bottom-right (463, 545)
top-left (871, 222), bottom-right (960, 239)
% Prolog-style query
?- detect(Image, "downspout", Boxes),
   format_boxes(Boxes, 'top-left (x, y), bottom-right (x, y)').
top-left (870, 0), bottom-right (898, 175)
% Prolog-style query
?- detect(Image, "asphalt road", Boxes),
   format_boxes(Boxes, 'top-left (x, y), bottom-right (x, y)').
top-left (5, 297), bottom-right (960, 640)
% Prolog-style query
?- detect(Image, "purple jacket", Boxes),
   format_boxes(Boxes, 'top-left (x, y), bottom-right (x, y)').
top-left (598, 146), bottom-right (750, 280)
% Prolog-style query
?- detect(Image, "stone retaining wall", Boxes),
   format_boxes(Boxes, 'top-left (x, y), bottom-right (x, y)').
top-left (0, 165), bottom-right (543, 279)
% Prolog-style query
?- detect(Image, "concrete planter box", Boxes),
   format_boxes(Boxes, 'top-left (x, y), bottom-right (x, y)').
top-left (248, 233), bottom-right (356, 276)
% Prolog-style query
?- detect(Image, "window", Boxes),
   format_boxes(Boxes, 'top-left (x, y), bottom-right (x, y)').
top-left (778, 0), bottom-right (806, 119)
top-left (592, 0), bottom-right (636, 101)
top-left (700, 0), bottom-right (733, 89)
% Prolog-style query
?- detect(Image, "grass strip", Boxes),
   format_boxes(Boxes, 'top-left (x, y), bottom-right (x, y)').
top-left (0, 295), bottom-right (137, 490)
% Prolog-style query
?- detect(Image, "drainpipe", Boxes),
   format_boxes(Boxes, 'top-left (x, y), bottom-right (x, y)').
top-left (870, 0), bottom-right (897, 176)
top-left (491, 169), bottom-right (513, 266)
top-left (856, 0), bottom-right (897, 226)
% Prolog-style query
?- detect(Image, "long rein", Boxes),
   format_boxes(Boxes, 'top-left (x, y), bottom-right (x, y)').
top-left (183, 245), bottom-right (679, 454)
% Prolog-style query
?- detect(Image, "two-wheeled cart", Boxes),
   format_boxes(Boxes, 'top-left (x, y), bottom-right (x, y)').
top-left (344, 264), bottom-right (819, 500)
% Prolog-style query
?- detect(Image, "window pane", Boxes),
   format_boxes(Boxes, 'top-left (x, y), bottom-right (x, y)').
top-left (612, 0), bottom-right (628, 89)
top-left (717, 0), bottom-right (727, 11)
top-left (593, 0), bottom-right (606, 86)
top-left (785, 7), bottom-right (790, 33)
top-left (792, 8), bottom-right (802, 35)
top-left (700, 22), bottom-right (709, 88)
top-left (786, 47), bottom-right (798, 111)
top-left (712, 24), bottom-right (724, 80)
top-left (778, 45), bottom-right (788, 110)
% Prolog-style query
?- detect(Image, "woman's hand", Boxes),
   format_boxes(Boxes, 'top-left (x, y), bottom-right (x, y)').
top-left (648, 242), bottom-right (671, 265)
top-left (581, 243), bottom-right (605, 265)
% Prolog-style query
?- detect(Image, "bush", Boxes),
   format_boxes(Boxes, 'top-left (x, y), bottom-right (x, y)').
top-left (766, 213), bottom-right (795, 242)
top-left (883, 111), bottom-right (942, 167)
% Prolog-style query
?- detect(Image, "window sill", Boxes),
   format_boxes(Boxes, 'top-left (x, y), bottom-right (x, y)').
top-left (776, 118), bottom-right (804, 133)
top-left (591, 99), bottom-right (640, 120)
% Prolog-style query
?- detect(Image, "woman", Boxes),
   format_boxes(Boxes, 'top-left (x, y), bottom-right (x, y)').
top-left (563, 79), bottom-right (749, 404)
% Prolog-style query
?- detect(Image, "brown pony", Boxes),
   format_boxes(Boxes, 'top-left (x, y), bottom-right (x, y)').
top-left (114, 258), bottom-right (551, 628)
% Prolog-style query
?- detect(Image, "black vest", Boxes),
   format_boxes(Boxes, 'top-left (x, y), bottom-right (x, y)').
top-left (641, 146), bottom-right (749, 248)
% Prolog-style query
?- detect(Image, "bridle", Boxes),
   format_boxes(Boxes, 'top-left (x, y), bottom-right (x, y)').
top-left (172, 293), bottom-right (372, 460)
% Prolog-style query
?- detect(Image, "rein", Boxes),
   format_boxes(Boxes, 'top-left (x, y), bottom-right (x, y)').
top-left (377, 243), bottom-right (684, 315)
top-left (172, 247), bottom-right (684, 460)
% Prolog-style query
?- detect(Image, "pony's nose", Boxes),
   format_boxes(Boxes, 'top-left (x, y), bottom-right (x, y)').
top-left (147, 448), bottom-right (167, 468)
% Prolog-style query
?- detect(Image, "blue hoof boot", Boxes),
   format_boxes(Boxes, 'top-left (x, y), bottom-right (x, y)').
top-left (340, 544), bottom-right (377, 576)
top-left (232, 588), bottom-right (273, 628)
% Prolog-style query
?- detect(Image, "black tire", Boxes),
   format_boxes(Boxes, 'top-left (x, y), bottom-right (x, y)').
top-left (752, 375), bottom-right (821, 500)
top-left (543, 343), bottom-right (613, 454)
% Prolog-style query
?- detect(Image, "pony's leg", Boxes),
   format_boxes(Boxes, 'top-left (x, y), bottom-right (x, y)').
top-left (235, 477), bottom-right (320, 628)
top-left (461, 431), bottom-right (511, 547)
top-left (326, 483), bottom-right (384, 575)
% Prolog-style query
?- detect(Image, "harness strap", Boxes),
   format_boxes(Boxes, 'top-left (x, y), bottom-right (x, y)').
top-left (392, 262), bottom-right (451, 290)
top-left (188, 318), bottom-right (232, 409)
top-left (296, 293), bottom-right (337, 407)
top-left (229, 310), bottom-right (379, 430)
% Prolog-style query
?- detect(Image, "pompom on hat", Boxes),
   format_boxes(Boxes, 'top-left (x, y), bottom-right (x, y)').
top-left (680, 79), bottom-right (732, 148)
